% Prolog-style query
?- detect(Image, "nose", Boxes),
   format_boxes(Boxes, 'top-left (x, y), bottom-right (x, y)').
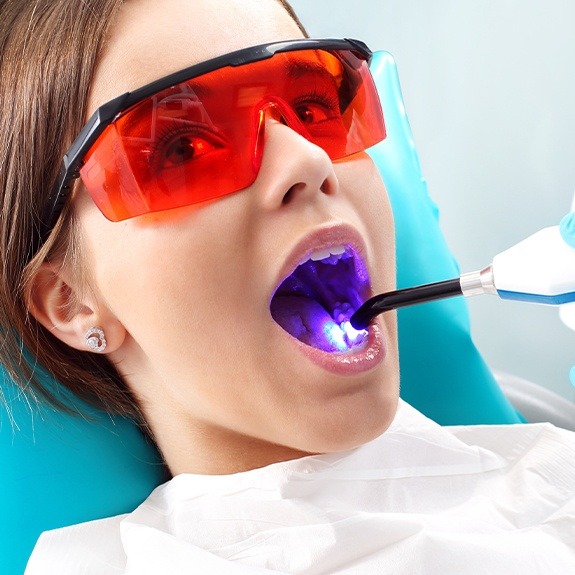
top-left (253, 104), bottom-right (339, 210)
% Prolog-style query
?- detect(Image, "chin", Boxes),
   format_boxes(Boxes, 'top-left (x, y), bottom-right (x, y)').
top-left (291, 381), bottom-right (399, 455)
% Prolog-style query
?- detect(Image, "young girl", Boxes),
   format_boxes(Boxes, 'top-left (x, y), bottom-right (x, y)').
top-left (1, 0), bottom-right (573, 573)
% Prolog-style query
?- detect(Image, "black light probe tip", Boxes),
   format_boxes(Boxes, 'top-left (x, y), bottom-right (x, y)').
top-left (350, 278), bottom-right (463, 330)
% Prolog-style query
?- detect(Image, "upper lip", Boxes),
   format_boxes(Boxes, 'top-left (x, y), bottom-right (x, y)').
top-left (270, 223), bottom-right (372, 302)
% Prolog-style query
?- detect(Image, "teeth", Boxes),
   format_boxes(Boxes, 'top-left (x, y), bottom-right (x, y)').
top-left (306, 245), bottom-right (347, 263)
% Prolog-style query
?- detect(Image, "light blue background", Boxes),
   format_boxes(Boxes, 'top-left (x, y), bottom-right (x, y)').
top-left (289, 0), bottom-right (575, 400)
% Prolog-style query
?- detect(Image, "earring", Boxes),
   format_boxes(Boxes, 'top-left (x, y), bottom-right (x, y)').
top-left (84, 327), bottom-right (107, 353)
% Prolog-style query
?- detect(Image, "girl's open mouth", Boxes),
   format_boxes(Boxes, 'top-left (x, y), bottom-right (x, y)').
top-left (270, 245), bottom-right (371, 353)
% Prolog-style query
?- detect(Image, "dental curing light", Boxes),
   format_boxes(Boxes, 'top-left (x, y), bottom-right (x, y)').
top-left (351, 225), bottom-right (575, 330)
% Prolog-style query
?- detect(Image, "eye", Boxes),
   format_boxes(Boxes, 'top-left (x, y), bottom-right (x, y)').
top-left (294, 102), bottom-right (331, 125)
top-left (150, 124), bottom-right (225, 172)
top-left (163, 135), bottom-right (201, 168)
top-left (292, 90), bottom-right (340, 126)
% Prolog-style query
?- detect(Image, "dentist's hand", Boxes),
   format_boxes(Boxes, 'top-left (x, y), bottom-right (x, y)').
top-left (560, 212), bottom-right (575, 248)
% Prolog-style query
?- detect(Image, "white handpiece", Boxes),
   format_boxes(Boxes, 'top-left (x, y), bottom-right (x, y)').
top-left (559, 204), bottom-right (575, 331)
top-left (460, 226), bottom-right (575, 304)
top-left (491, 226), bottom-right (575, 304)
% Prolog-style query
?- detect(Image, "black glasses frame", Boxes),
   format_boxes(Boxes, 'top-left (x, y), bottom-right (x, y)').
top-left (39, 38), bottom-right (372, 247)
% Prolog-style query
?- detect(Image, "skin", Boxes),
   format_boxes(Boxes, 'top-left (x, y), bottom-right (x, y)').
top-left (31, 0), bottom-right (400, 475)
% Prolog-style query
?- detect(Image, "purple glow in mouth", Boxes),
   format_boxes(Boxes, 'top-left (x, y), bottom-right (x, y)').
top-left (270, 246), bottom-right (370, 352)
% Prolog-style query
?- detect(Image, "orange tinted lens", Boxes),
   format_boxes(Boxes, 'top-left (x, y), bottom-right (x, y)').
top-left (79, 48), bottom-right (385, 221)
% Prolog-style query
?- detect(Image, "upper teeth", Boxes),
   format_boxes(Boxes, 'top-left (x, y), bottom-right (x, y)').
top-left (306, 245), bottom-right (347, 263)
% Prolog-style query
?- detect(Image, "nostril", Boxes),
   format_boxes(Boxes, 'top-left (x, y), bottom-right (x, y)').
top-left (282, 184), bottom-right (298, 205)
top-left (281, 178), bottom-right (332, 205)
top-left (320, 177), bottom-right (333, 195)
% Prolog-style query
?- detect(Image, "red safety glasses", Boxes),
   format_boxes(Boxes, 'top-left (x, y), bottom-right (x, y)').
top-left (41, 38), bottom-right (386, 242)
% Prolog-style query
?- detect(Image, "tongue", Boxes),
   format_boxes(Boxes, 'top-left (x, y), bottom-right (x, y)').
top-left (270, 295), bottom-right (344, 352)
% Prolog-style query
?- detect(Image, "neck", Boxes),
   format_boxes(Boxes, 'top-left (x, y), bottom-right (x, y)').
top-left (144, 405), bottom-right (314, 476)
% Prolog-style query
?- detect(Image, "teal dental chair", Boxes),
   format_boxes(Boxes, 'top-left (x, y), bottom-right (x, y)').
top-left (1, 51), bottom-right (524, 575)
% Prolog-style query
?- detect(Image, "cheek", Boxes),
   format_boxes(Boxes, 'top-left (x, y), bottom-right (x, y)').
top-left (367, 169), bottom-right (395, 280)
top-left (337, 156), bottom-right (396, 284)
top-left (80, 200), bottom-right (260, 360)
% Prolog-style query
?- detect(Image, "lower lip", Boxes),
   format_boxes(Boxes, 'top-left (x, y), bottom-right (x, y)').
top-left (286, 322), bottom-right (386, 376)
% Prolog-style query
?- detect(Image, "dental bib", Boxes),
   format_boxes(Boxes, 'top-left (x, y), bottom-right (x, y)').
top-left (26, 401), bottom-right (575, 574)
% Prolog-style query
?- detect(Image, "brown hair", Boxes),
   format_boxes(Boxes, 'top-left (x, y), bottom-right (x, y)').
top-left (0, 0), bottom-right (306, 421)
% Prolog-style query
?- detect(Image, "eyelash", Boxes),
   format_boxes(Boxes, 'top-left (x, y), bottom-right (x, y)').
top-left (291, 86), bottom-right (341, 116)
top-left (146, 120), bottom-right (223, 169)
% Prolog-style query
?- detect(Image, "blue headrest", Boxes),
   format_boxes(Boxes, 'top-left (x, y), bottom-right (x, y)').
top-left (1, 370), bottom-right (166, 575)
top-left (0, 50), bottom-right (521, 575)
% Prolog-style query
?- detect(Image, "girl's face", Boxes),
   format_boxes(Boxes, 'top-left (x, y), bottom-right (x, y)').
top-left (75, 0), bottom-right (399, 474)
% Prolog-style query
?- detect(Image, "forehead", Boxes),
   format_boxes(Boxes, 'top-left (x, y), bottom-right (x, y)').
top-left (88, 0), bottom-right (304, 114)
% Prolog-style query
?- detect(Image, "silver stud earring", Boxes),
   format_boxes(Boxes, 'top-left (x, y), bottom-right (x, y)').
top-left (84, 327), bottom-right (107, 353)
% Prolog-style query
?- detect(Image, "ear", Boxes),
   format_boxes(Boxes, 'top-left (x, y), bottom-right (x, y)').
top-left (27, 262), bottom-right (126, 353)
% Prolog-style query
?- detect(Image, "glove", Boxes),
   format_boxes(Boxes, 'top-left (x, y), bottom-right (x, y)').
top-left (560, 212), bottom-right (575, 248)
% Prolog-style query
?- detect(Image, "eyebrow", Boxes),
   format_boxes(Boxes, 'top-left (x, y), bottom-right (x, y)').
top-left (285, 59), bottom-right (341, 81)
